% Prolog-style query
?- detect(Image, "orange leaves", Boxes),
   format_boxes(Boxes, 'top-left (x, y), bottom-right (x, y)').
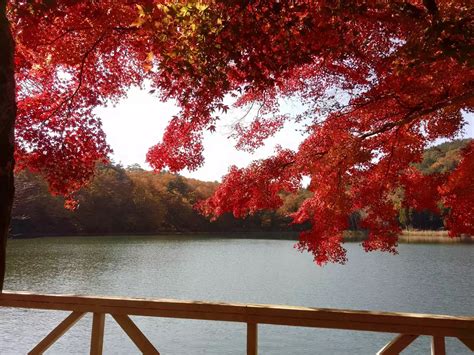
top-left (131, 4), bottom-right (148, 28)
top-left (143, 51), bottom-right (154, 72)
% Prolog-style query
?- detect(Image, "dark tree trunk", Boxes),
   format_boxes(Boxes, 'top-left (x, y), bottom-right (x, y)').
top-left (0, 0), bottom-right (16, 291)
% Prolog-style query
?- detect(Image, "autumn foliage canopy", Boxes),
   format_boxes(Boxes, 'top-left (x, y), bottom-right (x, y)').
top-left (9, 0), bottom-right (474, 264)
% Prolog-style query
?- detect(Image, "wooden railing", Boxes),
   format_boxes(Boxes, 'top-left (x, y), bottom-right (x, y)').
top-left (0, 291), bottom-right (473, 354)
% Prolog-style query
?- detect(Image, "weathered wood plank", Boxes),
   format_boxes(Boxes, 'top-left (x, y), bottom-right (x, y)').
top-left (247, 322), bottom-right (257, 355)
top-left (90, 313), bottom-right (105, 355)
top-left (376, 334), bottom-right (418, 355)
top-left (28, 311), bottom-right (85, 355)
top-left (112, 314), bottom-right (159, 354)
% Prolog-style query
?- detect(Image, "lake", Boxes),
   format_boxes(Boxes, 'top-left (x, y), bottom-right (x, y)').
top-left (1, 236), bottom-right (473, 354)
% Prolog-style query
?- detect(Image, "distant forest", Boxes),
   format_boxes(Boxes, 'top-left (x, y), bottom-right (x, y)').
top-left (11, 139), bottom-right (472, 237)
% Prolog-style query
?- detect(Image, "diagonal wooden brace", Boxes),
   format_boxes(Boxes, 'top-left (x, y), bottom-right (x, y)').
top-left (28, 311), bottom-right (85, 355)
top-left (457, 337), bottom-right (474, 351)
top-left (112, 314), bottom-right (160, 354)
top-left (377, 334), bottom-right (418, 355)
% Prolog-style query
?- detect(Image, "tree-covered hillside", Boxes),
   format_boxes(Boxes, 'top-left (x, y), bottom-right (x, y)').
top-left (399, 139), bottom-right (472, 230)
top-left (417, 139), bottom-right (472, 174)
top-left (11, 164), bottom-right (308, 237)
top-left (11, 139), bottom-right (471, 237)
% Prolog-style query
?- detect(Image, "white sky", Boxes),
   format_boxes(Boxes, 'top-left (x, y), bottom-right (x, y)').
top-left (96, 87), bottom-right (474, 182)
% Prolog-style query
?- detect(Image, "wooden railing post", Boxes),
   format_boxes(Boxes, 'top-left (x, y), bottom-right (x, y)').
top-left (247, 322), bottom-right (258, 355)
top-left (90, 313), bottom-right (105, 355)
top-left (431, 337), bottom-right (446, 355)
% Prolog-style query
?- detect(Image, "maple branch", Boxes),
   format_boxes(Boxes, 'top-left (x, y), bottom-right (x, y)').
top-left (277, 91), bottom-right (473, 185)
top-left (241, 92), bottom-right (472, 179)
top-left (40, 24), bottom-right (135, 47)
top-left (41, 27), bottom-right (94, 46)
top-left (57, 29), bottom-right (107, 148)
top-left (235, 101), bottom-right (255, 123)
top-left (276, 150), bottom-right (328, 173)
top-left (358, 91), bottom-right (474, 140)
top-left (111, 26), bottom-right (137, 32)
top-left (255, 93), bottom-right (267, 120)
top-left (330, 94), bottom-right (396, 120)
top-left (69, 30), bottom-right (108, 107)
top-left (423, 0), bottom-right (439, 17)
top-left (358, 110), bottom-right (418, 140)
top-left (380, 128), bottom-right (401, 192)
top-left (41, 30), bottom-right (108, 123)
top-left (230, 91), bottom-right (268, 133)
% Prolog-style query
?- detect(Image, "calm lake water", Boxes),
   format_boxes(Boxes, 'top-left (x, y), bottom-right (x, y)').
top-left (1, 236), bottom-right (473, 354)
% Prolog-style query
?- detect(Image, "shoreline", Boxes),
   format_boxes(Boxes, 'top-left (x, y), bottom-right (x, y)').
top-left (9, 230), bottom-right (474, 244)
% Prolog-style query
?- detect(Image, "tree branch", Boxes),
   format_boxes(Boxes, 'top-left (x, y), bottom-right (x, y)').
top-left (42, 30), bottom-right (108, 122)
top-left (423, 0), bottom-right (439, 17)
top-left (358, 91), bottom-right (473, 140)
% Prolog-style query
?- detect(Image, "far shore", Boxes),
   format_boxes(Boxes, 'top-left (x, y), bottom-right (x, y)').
top-left (344, 230), bottom-right (473, 244)
top-left (398, 231), bottom-right (473, 244)
top-left (9, 230), bottom-right (474, 244)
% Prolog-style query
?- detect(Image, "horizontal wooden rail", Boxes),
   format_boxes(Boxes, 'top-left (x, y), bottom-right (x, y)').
top-left (1, 291), bottom-right (473, 354)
